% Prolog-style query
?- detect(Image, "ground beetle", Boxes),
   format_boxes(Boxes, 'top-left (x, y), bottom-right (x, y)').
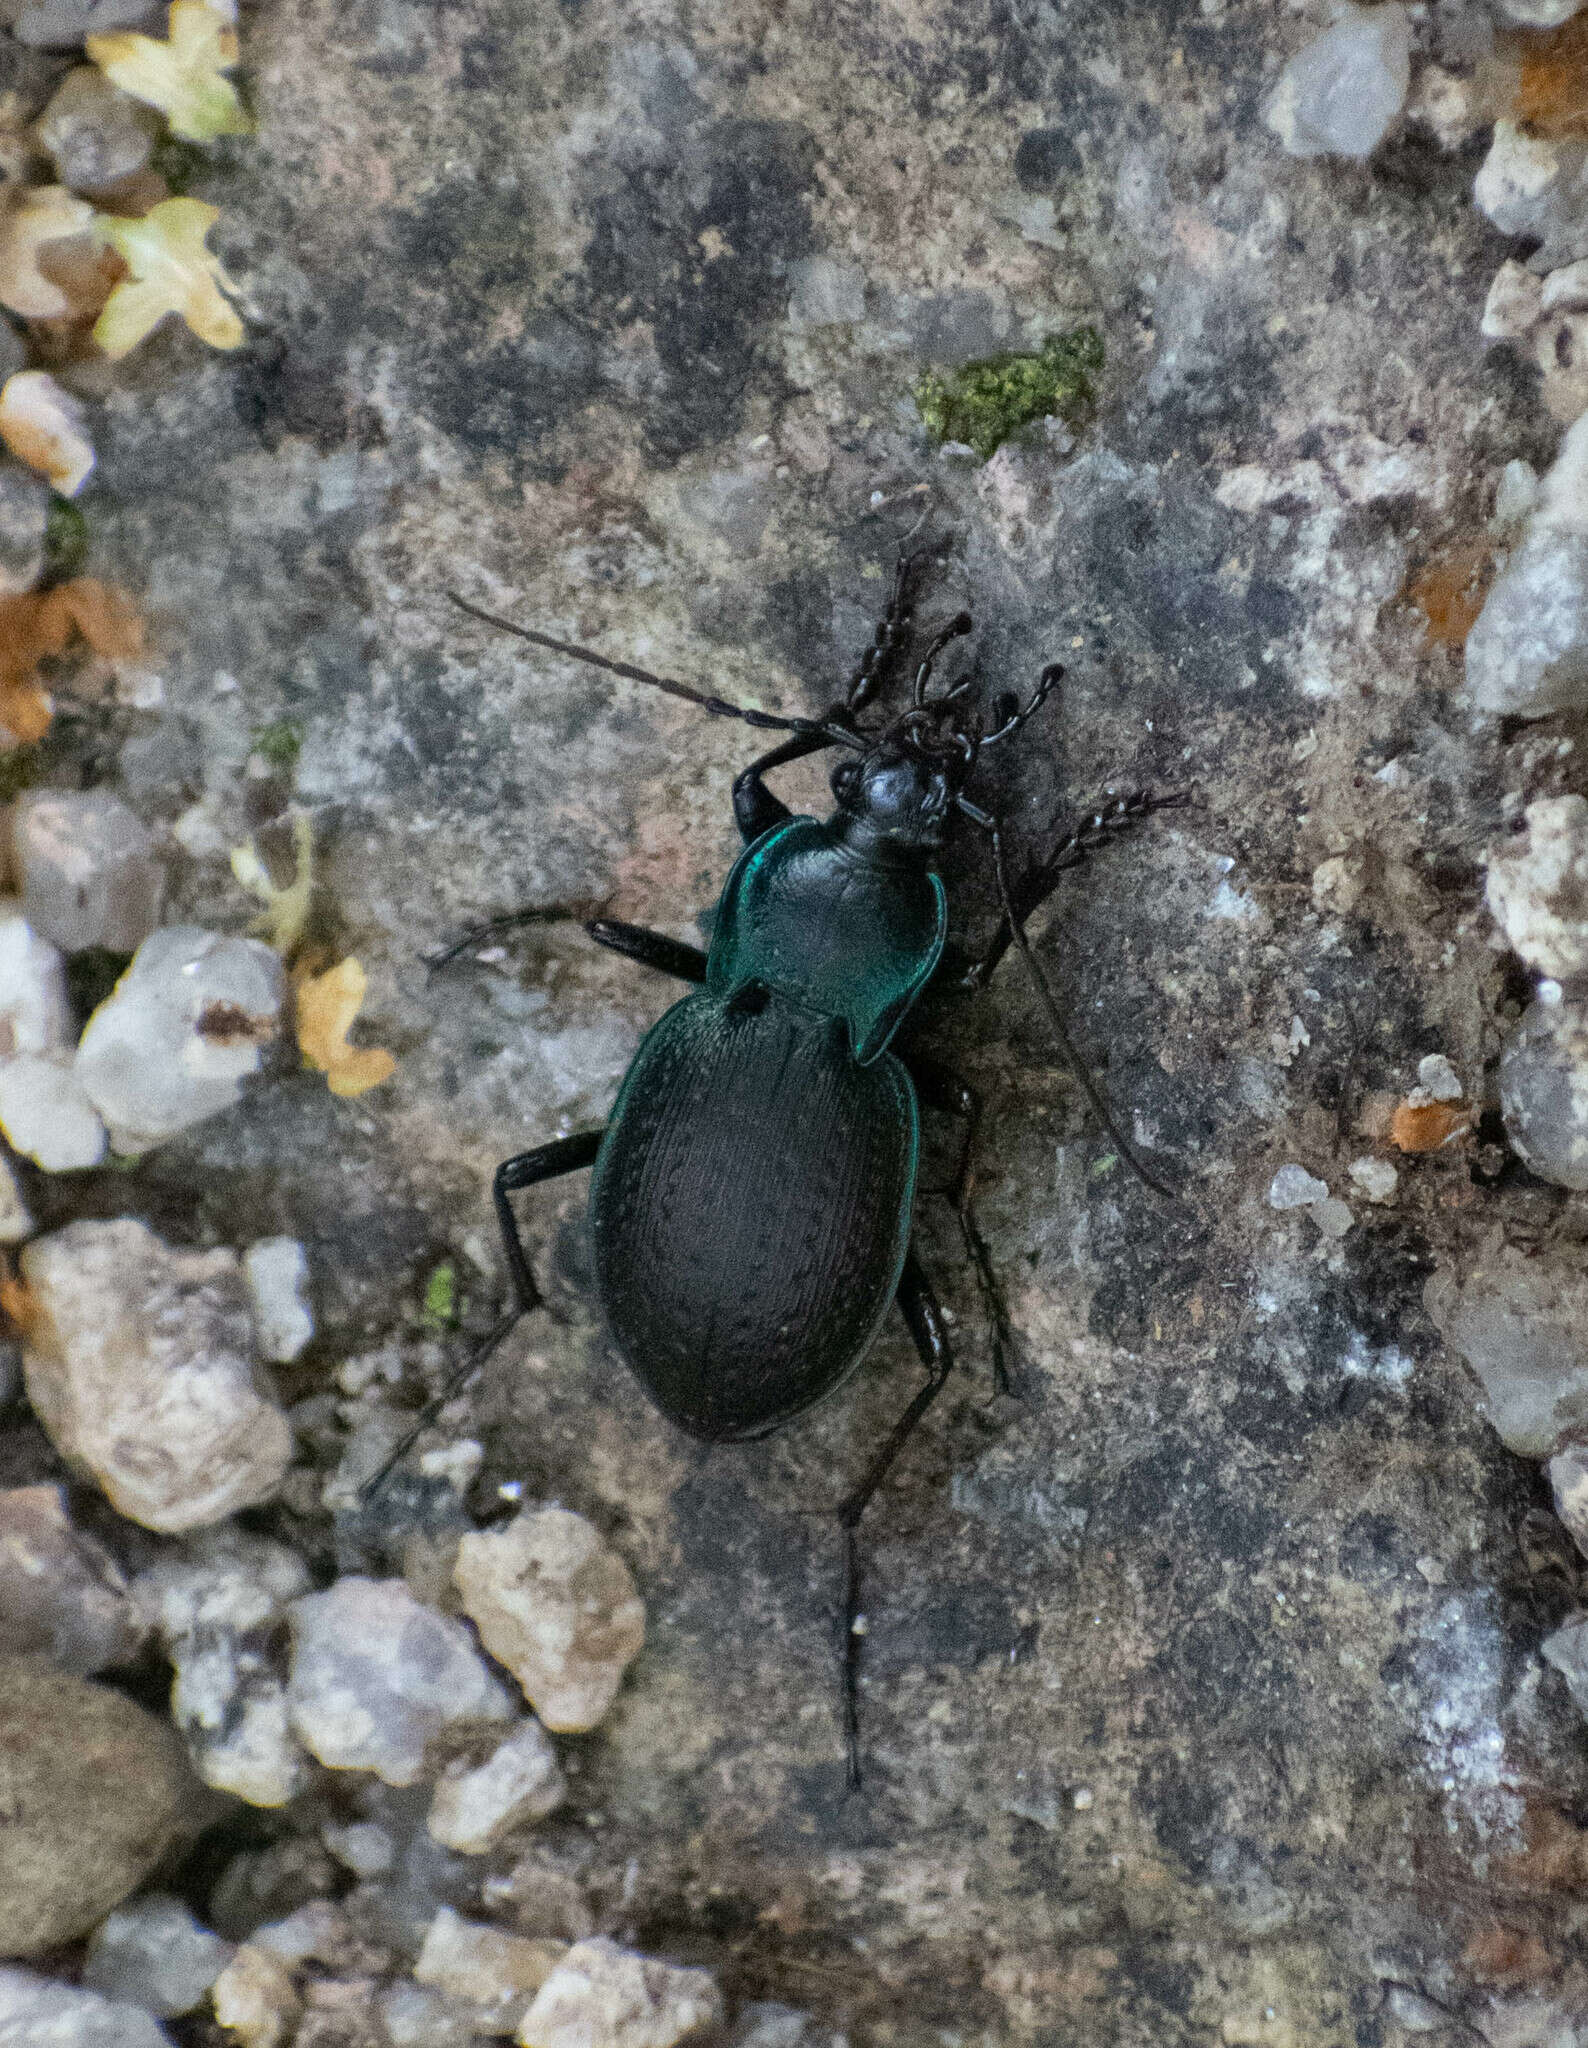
top-left (400, 559), bottom-right (1181, 1787)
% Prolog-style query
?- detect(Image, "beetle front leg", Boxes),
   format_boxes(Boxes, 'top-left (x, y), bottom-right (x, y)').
top-left (732, 729), bottom-right (843, 843)
top-left (839, 1250), bottom-right (956, 1791)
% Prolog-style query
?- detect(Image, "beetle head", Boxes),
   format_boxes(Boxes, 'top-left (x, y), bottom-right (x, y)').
top-left (830, 727), bottom-right (968, 853)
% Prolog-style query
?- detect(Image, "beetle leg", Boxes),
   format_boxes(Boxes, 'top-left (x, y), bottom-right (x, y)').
top-left (732, 729), bottom-right (844, 843)
top-left (838, 1250), bottom-right (956, 1791)
top-left (362, 1132), bottom-right (606, 1500)
top-left (845, 547), bottom-right (921, 711)
top-left (908, 1058), bottom-right (1013, 1395)
top-left (585, 920), bottom-right (707, 983)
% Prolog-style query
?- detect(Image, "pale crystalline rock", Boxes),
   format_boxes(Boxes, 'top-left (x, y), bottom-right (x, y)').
top-left (1543, 258), bottom-right (1588, 314)
top-left (0, 1480), bottom-right (145, 1674)
top-left (1550, 1442), bottom-right (1588, 1556)
top-left (0, 913), bottom-right (71, 1055)
top-left (1500, 997), bottom-right (1588, 1190)
top-left (243, 1237), bottom-right (314, 1363)
top-left (286, 1575), bottom-right (515, 1786)
top-left (1492, 459), bottom-right (1542, 536)
top-left (0, 1052), bottom-right (106, 1169)
top-left (1538, 409), bottom-right (1588, 537)
top-left (1493, 0), bottom-right (1585, 22)
top-left (380, 1983), bottom-right (478, 2048)
top-left (0, 1968), bottom-right (176, 2048)
top-left (11, 788), bottom-right (164, 953)
top-left (1264, 4), bottom-right (1411, 161)
top-left (1474, 122), bottom-right (1588, 251)
top-left (428, 1718), bottom-right (568, 1853)
top-left (454, 1508), bottom-right (646, 1732)
top-left (19, 1219), bottom-right (292, 1532)
top-left (1417, 1054), bottom-right (1464, 1102)
top-left (134, 1527), bottom-right (312, 1806)
top-left (517, 1938), bottom-right (723, 2048)
top-left (1347, 1156), bottom-right (1399, 1205)
top-left (1267, 1163), bottom-right (1329, 1210)
top-left (82, 1894), bottom-right (234, 2018)
top-left (1485, 795), bottom-right (1588, 979)
top-left (415, 1908), bottom-right (567, 2035)
top-left (1425, 1247), bottom-right (1588, 1456)
top-left (1465, 532), bottom-right (1588, 716)
top-left (75, 927), bottom-right (286, 1154)
top-left (209, 1944), bottom-right (300, 2048)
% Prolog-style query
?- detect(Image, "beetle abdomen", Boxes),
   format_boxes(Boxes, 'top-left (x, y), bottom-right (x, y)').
top-left (588, 988), bottom-right (918, 1442)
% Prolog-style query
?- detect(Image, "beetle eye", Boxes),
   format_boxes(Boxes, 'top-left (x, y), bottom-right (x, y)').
top-left (831, 758), bottom-right (861, 802)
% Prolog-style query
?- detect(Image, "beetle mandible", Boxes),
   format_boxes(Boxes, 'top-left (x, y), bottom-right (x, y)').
top-left (404, 558), bottom-right (1181, 1788)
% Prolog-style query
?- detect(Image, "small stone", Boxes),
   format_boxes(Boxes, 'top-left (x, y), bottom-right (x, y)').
top-left (1493, 0), bottom-right (1584, 22)
top-left (0, 1968), bottom-right (176, 2047)
top-left (12, 0), bottom-right (163, 44)
top-left (1425, 1247), bottom-right (1588, 1456)
top-left (0, 1655), bottom-right (198, 1959)
top-left (0, 460), bottom-right (48, 596)
top-left (1544, 259), bottom-right (1588, 315)
top-left (415, 1908), bottom-right (567, 2036)
top-left (517, 1938), bottom-right (723, 2048)
top-left (243, 1236), bottom-right (314, 1362)
top-left (0, 911), bottom-right (71, 1056)
top-left (1309, 853), bottom-right (1362, 917)
top-left (1473, 122), bottom-right (1588, 258)
top-left (210, 1944), bottom-right (301, 2048)
top-left (322, 1819), bottom-right (395, 1876)
top-left (1313, 1197), bottom-right (1355, 1239)
top-left (1500, 997), bottom-right (1588, 1190)
top-left (1347, 1156), bottom-right (1398, 1205)
top-left (1405, 63), bottom-right (1482, 154)
top-left (380, 1982), bottom-right (478, 2048)
top-left (1492, 458), bottom-right (1542, 536)
top-left (35, 66), bottom-right (160, 197)
top-left (0, 1052), bottom-right (106, 1169)
top-left (428, 1719), bottom-right (568, 1854)
top-left (1486, 796), bottom-right (1588, 979)
top-left (1416, 1054), bottom-right (1464, 1101)
top-left (20, 1218), bottom-right (292, 1532)
top-left (0, 369), bottom-right (95, 496)
top-left (1465, 531), bottom-right (1588, 717)
top-left (0, 1481), bottom-right (144, 1674)
top-left (1549, 1443), bottom-right (1588, 1556)
top-left (1539, 410), bottom-right (1588, 537)
top-left (1543, 1613), bottom-right (1588, 1721)
top-left (134, 1526), bottom-right (312, 1806)
top-left (82, 1894), bottom-right (234, 2018)
top-left (1266, 1163), bottom-right (1329, 1210)
top-left (75, 926), bottom-right (286, 1154)
top-left (11, 787), bottom-right (164, 954)
top-left (454, 1508), bottom-right (646, 1733)
top-left (286, 1575), bottom-right (515, 1786)
top-left (1264, 3), bottom-right (1411, 161)
top-left (1534, 309), bottom-right (1588, 426)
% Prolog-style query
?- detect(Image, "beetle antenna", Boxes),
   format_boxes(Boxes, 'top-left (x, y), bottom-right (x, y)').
top-left (959, 797), bottom-right (1180, 1204)
top-left (448, 592), bottom-right (860, 745)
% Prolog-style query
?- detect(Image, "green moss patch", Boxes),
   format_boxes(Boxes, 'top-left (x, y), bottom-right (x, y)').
top-left (913, 325), bottom-right (1104, 462)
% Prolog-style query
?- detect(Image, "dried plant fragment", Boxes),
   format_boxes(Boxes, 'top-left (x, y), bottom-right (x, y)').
top-left (295, 957), bottom-right (396, 1098)
top-left (1391, 1100), bottom-right (1474, 1152)
top-left (0, 186), bottom-right (98, 320)
top-left (94, 197), bottom-right (241, 358)
top-left (87, 0), bottom-right (251, 144)
top-left (0, 576), bottom-right (142, 741)
top-left (0, 371), bottom-right (95, 496)
top-left (1514, 15), bottom-right (1588, 140)
top-left (231, 810), bottom-right (314, 957)
top-left (1405, 537), bottom-right (1494, 648)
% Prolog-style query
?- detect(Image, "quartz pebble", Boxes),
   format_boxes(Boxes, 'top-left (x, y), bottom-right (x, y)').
top-left (454, 1508), bottom-right (646, 1732)
top-left (210, 1943), bottom-right (300, 2048)
top-left (1487, 797), bottom-right (1588, 980)
top-left (0, 460), bottom-right (47, 595)
top-left (1483, 261), bottom-right (1545, 344)
top-left (1416, 1054), bottom-right (1463, 1102)
top-left (0, 1052), bottom-right (106, 1169)
top-left (0, 910), bottom-right (71, 1054)
top-left (135, 1527), bottom-right (311, 1806)
top-left (517, 1938), bottom-right (723, 2048)
top-left (381, 1982), bottom-right (479, 2048)
top-left (1473, 123), bottom-right (1588, 265)
top-left (20, 1218), bottom-right (292, 1532)
top-left (0, 1480), bottom-right (145, 1674)
top-left (1500, 996), bottom-right (1588, 1190)
top-left (1267, 1163), bottom-right (1329, 1210)
top-left (1347, 1156), bottom-right (1398, 1205)
top-left (1465, 532), bottom-right (1588, 717)
top-left (35, 66), bottom-right (160, 196)
top-left (243, 1236), bottom-right (314, 1362)
top-left (0, 1968), bottom-right (176, 2047)
top-left (1549, 1443), bottom-right (1588, 1555)
top-left (0, 1656), bottom-right (197, 1959)
top-left (1425, 1248), bottom-right (1588, 1456)
top-left (415, 1908), bottom-right (567, 2035)
top-left (287, 1574), bottom-right (515, 1786)
top-left (1264, 3), bottom-right (1410, 161)
top-left (11, 788), bottom-right (164, 954)
top-left (1543, 1613), bottom-right (1588, 1721)
top-left (75, 926), bottom-right (287, 1154)
top-left (428, 1718), bottom-right (568, 1853)
top-left (82, 1894), bottom-right (234, 2018)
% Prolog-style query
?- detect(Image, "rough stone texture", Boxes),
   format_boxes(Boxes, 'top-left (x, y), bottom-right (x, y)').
top-left (34, 64), bottom-right (159, 198)
top-left (10, 787), bottom-right (163, 955)
top-left (209, 1943), bottom-right (300, 2048)
top-left (1488, 793), bottom-right (1588, 981)
top-left (518, 1939), bottom-right (722, 2048)
top-left (427, 1718), bottom-right (567, 1854)
top-left (0, 910), bottom-right (71, 1056)
top-left (1500, 995), bottom-right (1588, 1191)
top-left (0, 1479), bottom-right (145, 1673)
top-left (81, 1894), bottom-right (235, 2018)
top-left (0, 457), bottom-right (46, 594)
top-left (0, 1968), bottom-right (176, 2047)
top-left (1425, 1247), bottom-right (1588, 1457)
top-left (0, 1656), bottom-right (198, 1959)
top-left (1465, 530), bottom-right (1588, 717)
top-left (0, 1049), bottom-right (106, 1169)
top-left (19, 1218), bottom-right (292, 1532)
top-left (454, 1510), bottom-right (646, 1733)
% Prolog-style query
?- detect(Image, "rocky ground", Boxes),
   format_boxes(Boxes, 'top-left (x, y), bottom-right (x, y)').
top-left (3, 0), bottom-right (1588, 2043)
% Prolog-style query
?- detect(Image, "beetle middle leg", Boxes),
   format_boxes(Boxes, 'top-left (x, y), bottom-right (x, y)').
top-left (839, 1249), bottom-right (956, 1791)
top-left (909, 1056), bottom-right (1014, 1394)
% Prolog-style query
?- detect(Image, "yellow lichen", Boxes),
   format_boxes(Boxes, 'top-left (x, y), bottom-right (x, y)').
top-left (87, 0), bottom-right (252, 144)
top-left (294, 958), bottom-right (396, 1098)
top-left (93, 197), bottom-right (242, 358)
top-left (231, 810), bottom-right (314, 957)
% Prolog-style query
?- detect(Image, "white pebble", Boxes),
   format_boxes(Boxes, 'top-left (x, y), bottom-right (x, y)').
top-left (0, 1052), bottom-right (106, 1169)
top-left (321, 1820), bottom-right (395, 1877)
top-left (286, 1575), bottom-right (515, 1786)
top-left (11, 788), bottom-right (164, 954)
top-left (415, 1908), bottom-right (567, 2036)
top-left (1500, 997), bottom-right (1588, 1191)
top-left (1473, 122), bottom-right (1588, 254)
top-left (1482, 260), bottom-right (1544, 343)
top-left (1264, 3), bottom-right (1411, 161)
top-left (1465, 531), bottom-right (1588, 717)
top-left (210, 1944), bottom-right (299, 2048)
top-left (20, 1218), bottom-right (292, 1532)
top-left (1267, 1164), bottom-right (1329, 1210)
top-left (1347, 1157), bottom-right (1398, 1205)
top-left (75, 927), bottom-right (286, 1154)
top-left (243, 1237), bottom-right (314, 1363)
top-left (1491, 459), bottom-right (1541, 537)
top-left (1313, 1197), bottom-right (1355, 1239)
top-left (0, 911), bottom-right (70, 1054)
top-left (428, 1718), bottom-right (567, 1854)
top-left (82, 1895), bottom-right (234, 2019)
top-left (1416, 1054), bottom-right (1463, 1102)
top-left (0, 1967), bottom-right (176, 2047)
top-left (1425, 1249), bottom-right (1588, 1457)
top-left (1543, 258), bottom-right (1588, 315)
top-left (1486, 796), bottom-right (1588, 980)
top-left (517, 1938), bottom-right (723, 2048)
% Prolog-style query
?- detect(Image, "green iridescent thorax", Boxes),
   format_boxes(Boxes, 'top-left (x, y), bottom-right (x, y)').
top-left (707, 817), bottom-right (947, 1063)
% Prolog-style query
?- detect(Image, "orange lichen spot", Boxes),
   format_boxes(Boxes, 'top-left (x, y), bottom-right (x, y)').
top-left (0, 1267), bottom-right (37, 1335)
top-left (1498, 1804), bottom-right (1588, 1891)
top-left (1391, 1100), bottom-right (1474, 1152)
top-left (0, 577), bottom-right (142, 743)
top-left (1405, 538), bottom-right (1494, 648)
top-left (1462, 1925), bottom-right (1558, 1987)
top-left (1514, 14), bottom-right (1588, 140)
top-left (295, 957), bottom-right (396, 1099)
